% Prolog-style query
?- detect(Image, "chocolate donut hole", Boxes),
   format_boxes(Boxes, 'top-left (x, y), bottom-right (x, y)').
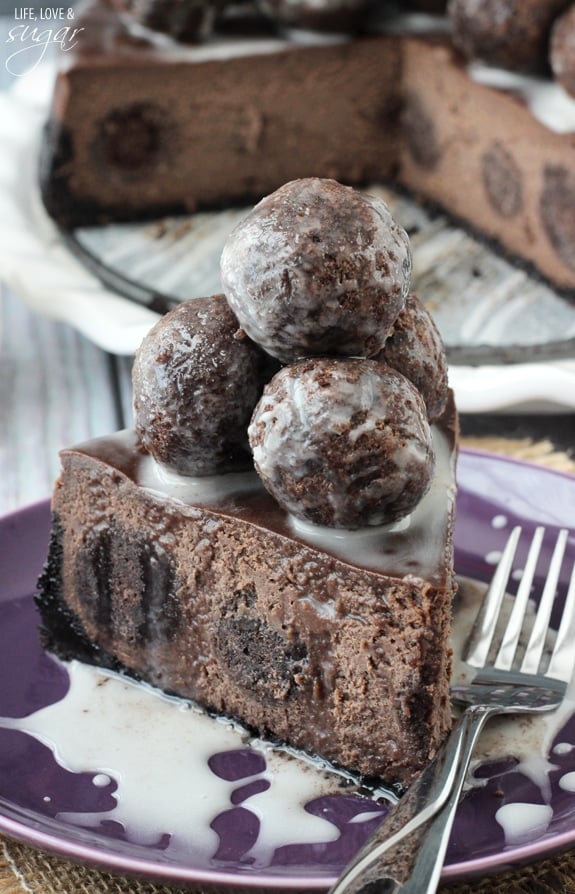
top-left (402, 92), bottom-right (442, 170)
top-left (73, 521), bottom-right (181, 646)
top-left (449, 0), bottom-right (571, 72)
top-left (374, 293), bottom-right (449, 423)
top-left (248, 358), bottom-right (435, 529)
top-left (216, 587), bottom-right (309, 701)
top-left (540, 163), bottom-right (575, 273)
top-left (133, 295), bottom-right (274, 475)
top-left (221, 178), bottom-right (412, 362)
top-left (550, 5), bottom-right (575, 98)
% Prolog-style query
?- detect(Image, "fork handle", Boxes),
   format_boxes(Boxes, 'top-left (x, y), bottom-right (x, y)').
top-left (329, 706), bottom-right (496, 894)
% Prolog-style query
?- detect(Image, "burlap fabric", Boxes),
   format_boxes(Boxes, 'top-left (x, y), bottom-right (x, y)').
top-left (4, 835), bottom-right (575, 894)
top-left (2, 436), bottom-right (574, 894)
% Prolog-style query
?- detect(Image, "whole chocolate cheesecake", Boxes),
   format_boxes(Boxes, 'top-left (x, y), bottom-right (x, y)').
top-left (40, 0), bottom-right (401, 227)
top-left (39, 0), bottom-right (575, 294)
top-left (37, 179), bottom-right (459, 786)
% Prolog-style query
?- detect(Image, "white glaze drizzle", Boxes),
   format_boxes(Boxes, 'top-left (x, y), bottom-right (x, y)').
top-left (494, 803), bottom-right (554, 846)
top-left (559, 771), bottom-right (575, 791)
top-left (1, 577), bottom-right (575, 855)
top-left (134, 424), bottom-right (454, 575)
top-left (117, 14), bottom-right (345, 62)
top-left (554, 742), bottom-right (575, 756)
top-left (138, 457), bottom-right (261, 504)
top-left (0, 661), bottom-right (384, 858)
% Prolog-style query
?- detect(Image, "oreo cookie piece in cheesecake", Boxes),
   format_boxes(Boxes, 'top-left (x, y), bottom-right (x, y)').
top-left (36, 180), bottom-right (458, 786)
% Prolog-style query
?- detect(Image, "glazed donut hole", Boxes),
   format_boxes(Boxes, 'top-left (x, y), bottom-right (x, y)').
top-left (448, 0), bottom-right (572, 72)
top-left (133, 178), bottom-right (447, 530)
top-left (132, 294), bottom-right (273, 476)
top-left (374, 293), bottom-right (449, 423)
top-left (220, 177), bottom-right (412, 363)
top-left (248, 358), bottom-right (435, 529)
top-left (550, 5), bottom-right (575, 98)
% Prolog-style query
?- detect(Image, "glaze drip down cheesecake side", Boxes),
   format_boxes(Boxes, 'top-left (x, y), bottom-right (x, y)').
top-left (37, 179), bottom-right (459, 786)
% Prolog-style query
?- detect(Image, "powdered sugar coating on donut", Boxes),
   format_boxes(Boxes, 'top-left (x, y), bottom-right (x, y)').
top-left (220, 178), bottom-right (412, 362)
top-left (248, 357), bottom-right (435, 528)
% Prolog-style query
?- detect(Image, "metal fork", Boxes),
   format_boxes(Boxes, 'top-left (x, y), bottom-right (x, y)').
top-left (330, 525), bottom-right (575, 894)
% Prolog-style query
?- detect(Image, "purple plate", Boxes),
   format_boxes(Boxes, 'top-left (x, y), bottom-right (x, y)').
top-left (1, 449), bottom-right (575, 889)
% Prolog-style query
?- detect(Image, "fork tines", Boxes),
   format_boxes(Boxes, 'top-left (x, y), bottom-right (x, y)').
top-left (465, 526), bottom-right (575, 685)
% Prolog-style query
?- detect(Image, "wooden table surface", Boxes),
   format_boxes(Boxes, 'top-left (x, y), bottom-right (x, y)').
top-left (0, 278), bottom-right (133, 515)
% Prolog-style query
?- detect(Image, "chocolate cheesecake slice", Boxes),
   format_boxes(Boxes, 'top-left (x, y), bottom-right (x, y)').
top-left (37, 179), bottom-right (459, 786)
top-left (37, 393), bottom-right (457, 786)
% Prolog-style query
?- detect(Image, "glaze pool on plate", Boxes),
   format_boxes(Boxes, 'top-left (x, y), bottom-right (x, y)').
top-left (0, 450), bottom-right (574, 888)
